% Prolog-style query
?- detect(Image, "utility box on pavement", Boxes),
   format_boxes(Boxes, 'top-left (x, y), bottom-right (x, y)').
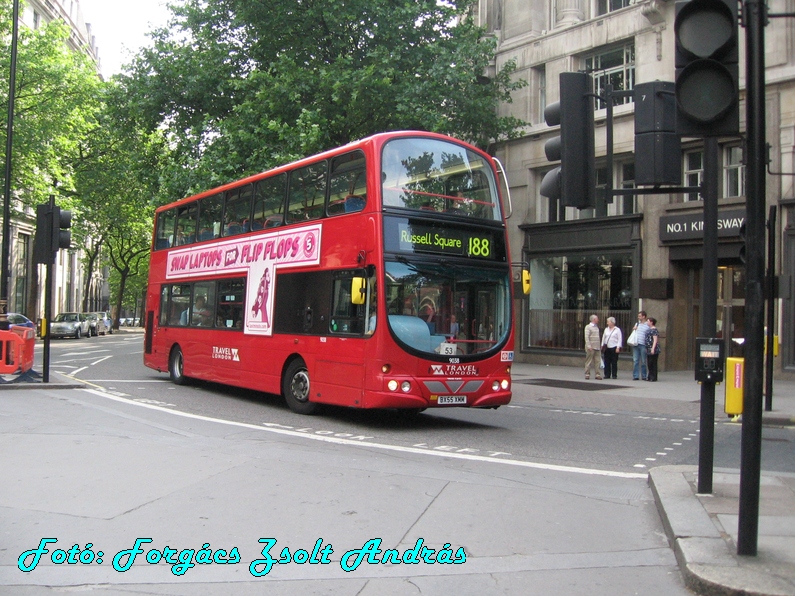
top-left (725, 357), bottom-right (744, 416)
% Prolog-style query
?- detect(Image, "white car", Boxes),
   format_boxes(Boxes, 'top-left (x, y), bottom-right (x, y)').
top-left (50, 312), bottom-right (91, 339)
top-left (91, 312), bottom-right (113, 334)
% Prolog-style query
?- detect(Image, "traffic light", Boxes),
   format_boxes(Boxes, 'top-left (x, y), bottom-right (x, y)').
top-left (539, 72), bottom-right (595, 209)
top-left (634, 81), bottom-right (682, 186)
top-left (674, 0), bottom-right (739, 137)
top-left (54, 206), bottom-right (72, 250)
top-left (33, 204), bottom-right (54, 264)
top-left (33, 204), bottom-right (72, 264)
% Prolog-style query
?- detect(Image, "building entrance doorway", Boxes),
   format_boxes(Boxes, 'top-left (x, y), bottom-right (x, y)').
top-left (689, 265), bottom-right (746, 363)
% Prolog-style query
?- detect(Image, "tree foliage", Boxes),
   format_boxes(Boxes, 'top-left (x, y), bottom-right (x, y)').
top-left (120, 0), bottom-right (526, 198)
top-left (69, 84), bottom-right (164, 312)
top-left (0, 2), bottom-right (102, 208)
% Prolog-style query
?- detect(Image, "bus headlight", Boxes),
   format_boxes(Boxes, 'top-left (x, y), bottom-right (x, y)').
top-left (387, 380), bottom-right (399, 392)
top-left (501, 379), bottom-right (510, 390)
top-left (401, 381), bottom-right (411, 393)
top-left (382, 364), bottom-right (391, 373)
top-left (492, 381), bottom-right (500, 391)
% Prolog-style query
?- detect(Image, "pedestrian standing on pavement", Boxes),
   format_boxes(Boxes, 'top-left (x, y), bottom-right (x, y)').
top-left (584, 314), bottom-right (602, 380)
top-left (601, 317), bottom-right (623, 379)
top-left (646, 317), bottom-right (661, 381)
top-left (631, 311), bottom-right (650, 381)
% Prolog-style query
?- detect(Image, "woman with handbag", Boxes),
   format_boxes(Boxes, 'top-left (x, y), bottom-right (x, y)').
top-left (601, 317), bottom-right (623, 379)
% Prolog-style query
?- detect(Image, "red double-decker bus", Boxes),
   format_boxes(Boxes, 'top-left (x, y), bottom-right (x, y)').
top-left (144, 131), bottom-right (523, 414)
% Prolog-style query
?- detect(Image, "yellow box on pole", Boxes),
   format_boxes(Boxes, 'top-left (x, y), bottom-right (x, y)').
top-left (724, 357), bottom-right (744, 416)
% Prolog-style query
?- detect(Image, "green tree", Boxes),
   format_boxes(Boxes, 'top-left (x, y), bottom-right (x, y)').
top-left (120, 0), bottom-right (526, 198)
top-left (0, 3), bottom-right (102, 206)
top-left (69, 84), bottom-right (164, 313)
top-left (105, 221), bottom-right (151, 329)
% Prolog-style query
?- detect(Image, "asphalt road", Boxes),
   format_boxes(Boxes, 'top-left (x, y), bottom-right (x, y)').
top-left (39, 333), bottom-right (795, 477)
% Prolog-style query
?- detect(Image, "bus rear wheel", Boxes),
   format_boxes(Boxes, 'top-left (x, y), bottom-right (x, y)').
top-left (282, 359), bottom-right (317, 415)
top-left (169, 346), bottom-right (187, 385)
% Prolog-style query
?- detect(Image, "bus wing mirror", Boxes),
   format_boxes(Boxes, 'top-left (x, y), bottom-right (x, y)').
top-left (351, 277), bottom-right (366, 305)
top-left (522, 270), bottom-right (532, 295)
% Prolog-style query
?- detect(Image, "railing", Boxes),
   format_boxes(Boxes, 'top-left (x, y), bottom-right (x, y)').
top-left (527, 309), bottom-right (634, 351)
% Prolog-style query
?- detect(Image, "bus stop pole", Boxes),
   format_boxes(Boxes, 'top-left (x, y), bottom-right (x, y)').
top-left (697, 136), bottom-right (719, 495)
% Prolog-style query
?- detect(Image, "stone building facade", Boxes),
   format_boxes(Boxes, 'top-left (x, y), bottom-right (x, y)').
top-left (478, 0), bottom-right (795, 376)
top-left (7, 0), bottom-right (106, 319)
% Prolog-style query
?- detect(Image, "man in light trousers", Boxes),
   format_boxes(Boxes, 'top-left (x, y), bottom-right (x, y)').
top-left (584, 314), bottom-right (602, 380)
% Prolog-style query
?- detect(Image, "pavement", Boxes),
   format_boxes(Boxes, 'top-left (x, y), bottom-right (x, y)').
top-left (0, 332), bottom-right (792, 594)
top-left (509, 361), bottom-right (795, 596)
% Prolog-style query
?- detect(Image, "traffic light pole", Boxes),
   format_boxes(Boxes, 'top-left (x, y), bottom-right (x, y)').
top-left (766, 205), bottom-right (776, 411)
top-left (737, 0), bottom-right (767, 557)
top-left (41, 194), bottom-right (55, 383)
top-left (698, 136), bottom-right (719, 495)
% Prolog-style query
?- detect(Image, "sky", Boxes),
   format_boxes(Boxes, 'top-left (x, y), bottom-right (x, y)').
top-left (79, 0), bottom-right (173, 78)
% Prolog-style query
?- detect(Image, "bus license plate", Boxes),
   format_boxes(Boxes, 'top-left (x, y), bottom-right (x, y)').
top-left (437, 396), bottom-right (467, 405)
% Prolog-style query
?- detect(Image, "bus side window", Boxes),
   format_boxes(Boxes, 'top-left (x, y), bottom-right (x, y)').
top-left (253, 174), bottom-right (286, 230)
top-left (175, 203), bottom-right (198, 246)
top-left (164, 284), bottom-right (191, 326)
top-left (191, 282), bottom-right (215, 326)
top-left (224, 186), bottom-right (253, 237)
top-left (198, 193), bottom-right (223, 240)
top-left (155, 209), bottom-right (176, 250)
top-left (329, 276), bottom-right (369, 335)
top-left (159, 285), bottom-right (169, 326)
top-left (216, 278), bottom-right (245, 329)
top-left (287, 161), bottom-right (327, 223)
top-left (328, 151), bottom-right (366, 216)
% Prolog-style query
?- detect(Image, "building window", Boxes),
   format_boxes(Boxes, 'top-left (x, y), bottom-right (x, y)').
top-left (725, 145), bottom-right (745, 198)
top-left (620, 162), bottom-right (636, 214)
top-left (536, 65), bottom-right (547, 125)
top-left (14, 233), bottom-right (28, 313)
top-left (33, 11), bottom-right (41, 30)
top-left (586, 44), bottom-right (635, 109)
top-left (526, 254), bottom-right (633, 350)
top-left (597, 0), bottom-right (632, 16)
top-left (684, 150), bottom-right (703, 201)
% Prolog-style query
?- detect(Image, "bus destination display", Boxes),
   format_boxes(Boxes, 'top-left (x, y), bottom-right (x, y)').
top-left (394, 222), bottom-right (498, 260)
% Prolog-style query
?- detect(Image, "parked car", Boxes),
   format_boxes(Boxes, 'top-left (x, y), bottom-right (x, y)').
top-left (50, 312), bottom-right (91, 339)
top-left (6, 313), bottom-right (34, 330)
top-left (90, 312), bottom-right (113, 334)
top-left (84, 313), bottom-right (107, 336)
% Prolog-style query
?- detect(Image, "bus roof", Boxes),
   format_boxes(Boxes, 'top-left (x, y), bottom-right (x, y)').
top-left (154, 131), bottom-right (483, 214)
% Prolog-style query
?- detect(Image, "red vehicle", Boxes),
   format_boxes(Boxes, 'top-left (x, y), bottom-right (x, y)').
top-left (144, 131), bottom-right (521, 414)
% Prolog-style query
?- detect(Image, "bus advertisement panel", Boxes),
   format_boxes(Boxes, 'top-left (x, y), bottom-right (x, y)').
top-left (144, 131), bottom-right (521, 415)
top-left (165, 225), bottom-right (322, 336)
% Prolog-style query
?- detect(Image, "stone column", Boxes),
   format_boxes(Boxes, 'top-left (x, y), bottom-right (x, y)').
top-left (556, 0), bottom-right (584, 27)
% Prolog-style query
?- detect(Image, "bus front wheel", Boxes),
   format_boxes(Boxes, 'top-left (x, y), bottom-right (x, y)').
top-left (282, 359), bottom-right (317, 415)
top-left (169, 346), bottom-right (187, 385)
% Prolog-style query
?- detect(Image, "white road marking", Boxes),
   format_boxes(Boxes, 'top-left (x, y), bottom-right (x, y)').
top-left (80, 388), bottom-right (647, 479)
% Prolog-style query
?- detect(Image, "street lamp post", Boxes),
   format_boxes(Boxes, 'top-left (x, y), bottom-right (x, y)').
top-left (1, 0), bottom-right (21, 321)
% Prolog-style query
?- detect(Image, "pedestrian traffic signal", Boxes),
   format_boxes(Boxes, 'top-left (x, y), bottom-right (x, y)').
top-left (539, 72), bottom-right (595, 209)
top-left (33, 204), bottom-right (72, 264)
top-left (674, 0), bottom-right (739, 137)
